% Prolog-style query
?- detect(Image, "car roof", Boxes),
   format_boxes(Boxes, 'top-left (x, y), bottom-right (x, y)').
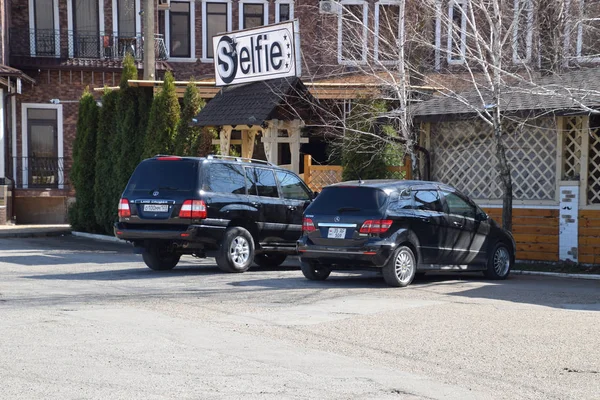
top-left (327, 179), bottom-right (456, 192)
top-left (144, 155), bottom-right (290, 171)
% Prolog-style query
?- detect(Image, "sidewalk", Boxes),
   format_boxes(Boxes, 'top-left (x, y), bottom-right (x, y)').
top-left (0, 224), bottom-right (72, 238)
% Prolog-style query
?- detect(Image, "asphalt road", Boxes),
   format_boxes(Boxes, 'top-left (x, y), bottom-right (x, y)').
top-left (0, 236), bottom-right (598, 400)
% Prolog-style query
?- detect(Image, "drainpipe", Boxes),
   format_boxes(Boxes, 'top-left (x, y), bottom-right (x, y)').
top-left (4, 91), bottom-right (17, 224)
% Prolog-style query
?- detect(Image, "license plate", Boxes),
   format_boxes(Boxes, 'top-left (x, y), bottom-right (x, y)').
top-left (143, 204), bottom-right (168, 212)
top-left (327, 227), bottom-right (346, 239)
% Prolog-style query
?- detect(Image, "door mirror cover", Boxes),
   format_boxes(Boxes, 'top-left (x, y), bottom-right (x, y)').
top-left (475, 211), bottom-right (488, 221)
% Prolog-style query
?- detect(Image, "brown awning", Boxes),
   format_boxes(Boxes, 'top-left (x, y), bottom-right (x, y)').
top-left (0, 64), bottom-right (36, 84)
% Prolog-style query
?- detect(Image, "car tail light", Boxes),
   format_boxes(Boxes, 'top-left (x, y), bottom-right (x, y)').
top-left (156, 156), bottom-right (182, 161)
top-left (179, 200), bottom-right (207, 219)
top-left (302, 218), bottom-right (316, 233)
top-left (360, 220), bottom-right (393, 234)
top-left (118, 198), bottom-right (131, 218)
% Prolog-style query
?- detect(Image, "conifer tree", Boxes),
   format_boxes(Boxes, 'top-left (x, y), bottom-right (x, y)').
top-left (143, 71), bottom-right (180, 158)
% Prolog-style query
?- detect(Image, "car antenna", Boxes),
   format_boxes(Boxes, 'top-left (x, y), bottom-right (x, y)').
top-left (350, 164), bottom-right (365, 185)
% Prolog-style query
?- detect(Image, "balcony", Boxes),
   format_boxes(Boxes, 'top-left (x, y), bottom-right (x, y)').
top-left (9, 28), bottom-right (168, 64)
top-left (11, 157), bottom-right (68, 190)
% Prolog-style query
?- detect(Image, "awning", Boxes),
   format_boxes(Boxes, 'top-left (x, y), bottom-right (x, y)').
top-left (192, 77), bottom-right (315, 127)
top-left (0, 64), bottom-right (36, 85)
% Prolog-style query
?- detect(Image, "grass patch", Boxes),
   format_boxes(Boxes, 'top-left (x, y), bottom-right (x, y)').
top-left (515, 261), bottom-right (600, 275)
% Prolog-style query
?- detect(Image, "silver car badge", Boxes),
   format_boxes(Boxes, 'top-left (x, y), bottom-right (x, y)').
top-left (153, 191), bottom-right (159, 197)
top-left (334, 216), bottom-right (340, 222)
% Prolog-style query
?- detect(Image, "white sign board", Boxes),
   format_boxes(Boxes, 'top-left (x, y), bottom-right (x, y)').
top-left (213, 21), bottom-right (299, 86)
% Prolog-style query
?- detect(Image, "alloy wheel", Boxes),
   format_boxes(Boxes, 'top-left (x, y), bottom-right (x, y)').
top-left (229, 236), bottom-right (250, 267)
top-left (493, 246), bottom-right (510, 277)
top-left (394, 249), bottom-right (414, 284)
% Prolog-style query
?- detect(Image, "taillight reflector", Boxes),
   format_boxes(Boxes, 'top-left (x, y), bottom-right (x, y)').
top-left (302, 217), bottom-right (316, 233)
top-left (118, 198), bottom-right (131, 218)
top-left (179, 200), bottom-right (207, 219)
top-left (360, 220), bottom-right (393, 234)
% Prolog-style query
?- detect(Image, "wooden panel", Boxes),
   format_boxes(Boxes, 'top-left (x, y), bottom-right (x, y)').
top-left (516, 243), bottom-right (559, 253)
top-left (517, 251), bottom-right (559, 261)
top-left (579, 254), bottom-right (600, 264)
top-left (579, 209), bottom-right (600, 218)
top-left (579, 245), bottom-right (600, 254)
top-left (511, 225), bottom-right (558, 235)
top-left (580, 236), bottom-right (600, 245)
top-left (310, 165), bottom-right (343, 172)
top-left (579, 226), bottom-right (600, 236)
top-left (513, 234), bottom-right (559, 244)
top-left (482, 208), bottom-right (559, 217)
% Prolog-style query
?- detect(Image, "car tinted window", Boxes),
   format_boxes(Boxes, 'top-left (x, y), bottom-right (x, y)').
top-left (275, 171), bottom-right (310, 200)
top-left (414, 190), bottom-right (443, 212)
top-left (309, 186), bottom-right (388, 213)
top-left (126, 160), bottom-right (196, 192)
top-left (245, 167), bottom-right (257, 195)
top-left (255, 168), bottom-right (279, 197)
top-left (389, 189), bottom-right (414, 210)
top-left (441, 191), bottom-right (476, 218)
top-left (208, 163), bottom-right (246, 195)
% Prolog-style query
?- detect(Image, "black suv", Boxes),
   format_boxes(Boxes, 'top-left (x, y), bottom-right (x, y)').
top-left (114, 155), bottom-right (314, 272)
top-left (297, 180), bottom-right (516, 287)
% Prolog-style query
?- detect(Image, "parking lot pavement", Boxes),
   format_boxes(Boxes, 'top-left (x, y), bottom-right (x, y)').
top-left (1, 236), bottom-right (599, 399)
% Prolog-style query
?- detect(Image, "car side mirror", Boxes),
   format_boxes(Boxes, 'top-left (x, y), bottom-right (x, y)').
top-left (313, 191), bottom-right (319, 198)
top-left (475, 211), bottom-right (488, 222)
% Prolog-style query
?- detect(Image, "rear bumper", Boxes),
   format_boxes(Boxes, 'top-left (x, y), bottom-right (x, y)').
top-left (114, 222), bottom-right (225, 244)
top-left (297, 237), bottom-right (395, 268)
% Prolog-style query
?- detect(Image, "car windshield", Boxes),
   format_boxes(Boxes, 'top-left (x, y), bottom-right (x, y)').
top-left (310, 186), bottom-right (389, 213)
top-left (126, 160), bottom-right (197, 192)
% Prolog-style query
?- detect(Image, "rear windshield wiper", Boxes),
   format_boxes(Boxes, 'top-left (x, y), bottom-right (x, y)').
top-left (337, 207), bottom-right (361, 212)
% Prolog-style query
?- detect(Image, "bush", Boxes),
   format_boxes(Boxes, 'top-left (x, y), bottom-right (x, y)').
top-left (70, 88), bottom-right (100, 232)
top-left (174, 79), bottom-right (205, 156)
top-left (94, 89), bottom-right (120, 234)
top-left (143, 71), bottom-right (180, 158)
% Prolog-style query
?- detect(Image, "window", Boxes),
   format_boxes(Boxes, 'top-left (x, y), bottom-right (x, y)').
top-left (240, 2), bottom-right (268, 29)
top-left (576, 0), bottom-right (600, 61)
top-left (389, 189), bottom-right (414, 210)
top-left (338, 1), bottom-right (368, 65)
top-left (118, 0), bottom-right (137, 36)
top-left (32, 0), bottom-right (58, 56)
top-left (310, 187), bottom-right (389, 213)
top-left (440, 191), bottom-right (476, 218)
top-left (127, 161), bottom-right (197, 192)
top-left (203, 1), bottom-right (230, 60)
top-left (208, 164), bottom-right (247, 194)
top-left (72, 0), bottom-right (100, 58)
top-left (22, 104), bottom-right (64, 189)
top-left (375, 1), bottom-right (401, 63)
top-left (275, 171), bottom-right (310, 200)
top-left (414, 190), bottom-right (444, 212)
top-left (255, 168), bottom-right (279, 197)
top-left (169, 1), bottom-right (191, 58)
top-left (447, 0), bottom-right (467, 64)
top-left (275, 1), bottom-right (293, 23)
top-left (512, 0), bottom-right (533, 63)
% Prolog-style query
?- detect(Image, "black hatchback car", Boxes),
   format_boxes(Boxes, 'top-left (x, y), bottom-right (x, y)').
top-left (114, 155), bottom-right (314, 272)
top-left (297, 180), bottom-right (515, 287)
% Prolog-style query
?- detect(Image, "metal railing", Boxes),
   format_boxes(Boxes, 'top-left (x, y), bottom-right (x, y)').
top-left (11, 157), bottom-right (68, 189)
top-left (9, 28), bottom-right (169, 60)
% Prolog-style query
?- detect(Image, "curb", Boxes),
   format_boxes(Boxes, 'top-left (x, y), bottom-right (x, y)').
top-left (71, 231), bottom-right (125, 244)
top-left (512, 270), bottom-right (600, 281)
top-left (0, 229), bottom-right (72, 238)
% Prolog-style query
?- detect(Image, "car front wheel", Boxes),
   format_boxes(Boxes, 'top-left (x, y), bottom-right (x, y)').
top-left (484, 243), bottom-right (512, 279)
top-left (382, 245), bottom-right (416, 287)
top-left (142, 245), bottom-right (180, 271)
top-left (300, 261), bottom-right (331, 281)
top-left (216, 227), bottom-right (255, 273)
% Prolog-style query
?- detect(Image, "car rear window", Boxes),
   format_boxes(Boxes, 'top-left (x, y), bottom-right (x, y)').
top-left (310, 186), bottom-right (389, 213)
top-left (126, 160), bottom-right (197, 192)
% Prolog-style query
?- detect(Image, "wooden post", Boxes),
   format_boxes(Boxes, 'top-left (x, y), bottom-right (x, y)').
top-left (304, 154), bottom-right (312, 188)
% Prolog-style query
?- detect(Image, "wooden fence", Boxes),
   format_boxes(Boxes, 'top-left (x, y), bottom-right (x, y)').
top-left (579, 210), bottom-right (600, 264)
top-left (303, 155), bottom-right (412, 192)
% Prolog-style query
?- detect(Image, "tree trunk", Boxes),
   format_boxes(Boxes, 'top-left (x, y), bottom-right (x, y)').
top-left (494, 125), bottom-right (513, 232)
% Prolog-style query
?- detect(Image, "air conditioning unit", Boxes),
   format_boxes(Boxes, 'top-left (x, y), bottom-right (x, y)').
top-left (157, 0), bottom-right (170, 10)
top-left (319, 0), bottom-right (340, 14)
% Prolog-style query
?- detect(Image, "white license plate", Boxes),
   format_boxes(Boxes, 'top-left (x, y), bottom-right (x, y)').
top-left (327, 227), bottom-right (346, 239)
top-left (143, 204), bottom-right (169, 212)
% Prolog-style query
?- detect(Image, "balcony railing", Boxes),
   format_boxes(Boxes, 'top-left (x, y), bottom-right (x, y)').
top-left (11, 157), bottom-right (68, 189)
top-left (9, 29), bottom-right (169, 61)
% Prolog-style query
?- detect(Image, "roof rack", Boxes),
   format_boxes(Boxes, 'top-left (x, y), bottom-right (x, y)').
top-left (206, 154), bottom-right (274, 166)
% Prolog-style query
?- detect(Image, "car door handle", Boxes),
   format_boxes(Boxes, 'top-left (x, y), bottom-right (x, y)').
top-left (252, 202), bottom-right (261, 208)
top-left (453, 221), bottom-right (463, 228)
top-left (288, 206), bottom-right (297, 211)
top-left (419, 217), bottom-right (430, 223)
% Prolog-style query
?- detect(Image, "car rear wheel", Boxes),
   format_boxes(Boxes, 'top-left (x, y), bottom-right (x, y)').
top-left (484, 243), bottom-right (512, 279)
top-left (383, 246), bottom-right (416, 287)
top-left (254, 253), bottom-right (287, 268)
top-left (142, 245), bottom-right (181, 271)
top-left (216, 227), bottom-right (255, 273)
top-left (300, 261), bottom-right (331, 281)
